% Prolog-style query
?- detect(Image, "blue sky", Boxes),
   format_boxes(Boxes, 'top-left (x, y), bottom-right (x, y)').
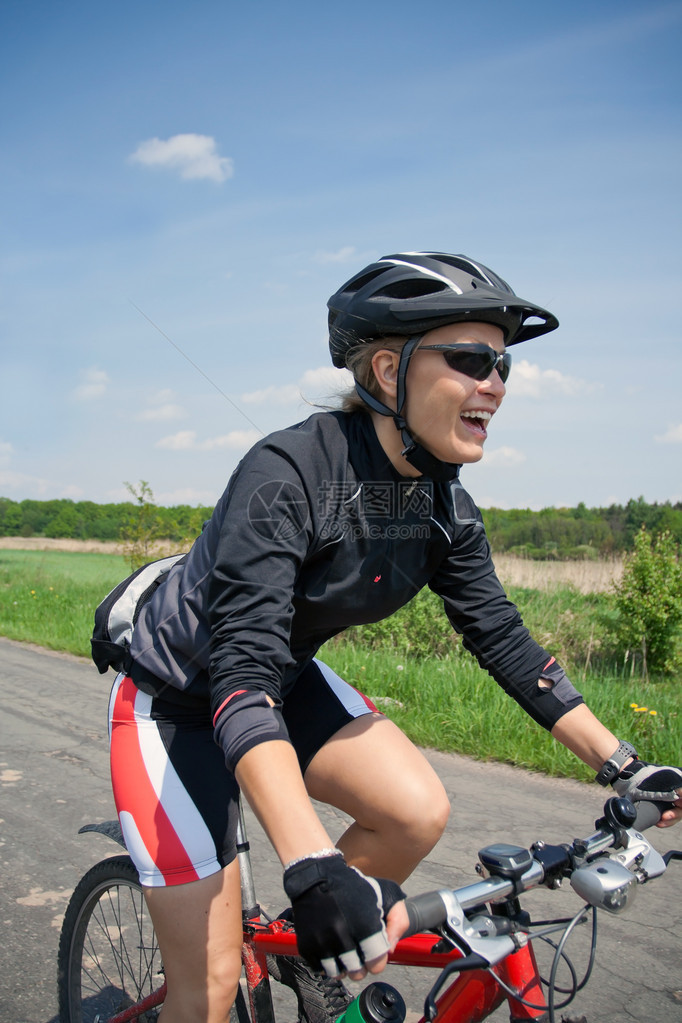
top-left (2, 0), bottom-right (681, 511)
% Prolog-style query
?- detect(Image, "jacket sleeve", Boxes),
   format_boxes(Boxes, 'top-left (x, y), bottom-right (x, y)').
top-left (206, 440), bottom-right (314, 723)
top-left (429, 491), bottom-right (583, 730)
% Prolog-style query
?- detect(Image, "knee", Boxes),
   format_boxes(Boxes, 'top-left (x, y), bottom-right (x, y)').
top-left (388, 775), bottom-right (450, 855)
top-left (206, 953), bottom-right (242, 1022)
top-left (164, 950), bottom-right (242, 1023)
top-left (408, 779), bottom-right (450, 852)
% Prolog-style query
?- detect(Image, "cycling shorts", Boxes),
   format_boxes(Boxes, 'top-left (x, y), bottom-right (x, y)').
top-left (108, 659), bottom-right (379, 887)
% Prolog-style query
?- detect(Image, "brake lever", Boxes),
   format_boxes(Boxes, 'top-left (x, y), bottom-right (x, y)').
top-left (419, 892), bottom-right (522, 1021)
top-left (423, 954), bottom-right (491, 1022)
top-left (438, 890), bottom-right (518, 964)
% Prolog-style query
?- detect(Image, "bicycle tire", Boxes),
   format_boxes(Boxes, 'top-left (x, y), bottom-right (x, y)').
top-left (57, 855), bottom-right (162, 1023)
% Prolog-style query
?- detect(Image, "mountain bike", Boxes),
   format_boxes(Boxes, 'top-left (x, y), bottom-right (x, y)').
top-left (57, 795), bottom-right (679, 1023)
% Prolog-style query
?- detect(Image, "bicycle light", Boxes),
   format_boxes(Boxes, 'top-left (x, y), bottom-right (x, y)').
top-left (569, 859), bottom-right (637, 913)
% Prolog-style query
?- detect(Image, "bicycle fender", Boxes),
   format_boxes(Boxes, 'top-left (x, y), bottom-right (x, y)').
top-left (78, 820), bottom-right (126, 849)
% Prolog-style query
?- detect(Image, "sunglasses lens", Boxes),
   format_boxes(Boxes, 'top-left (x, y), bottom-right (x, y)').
top-left (442, 349), bottom-right (511, 383)
top-left (497, 353), bottom-right (511, 383)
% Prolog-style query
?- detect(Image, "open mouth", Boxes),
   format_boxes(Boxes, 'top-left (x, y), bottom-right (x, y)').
top-left (461, 409), bottom-right (492, 437)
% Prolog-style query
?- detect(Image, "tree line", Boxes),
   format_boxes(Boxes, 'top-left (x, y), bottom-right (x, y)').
top-left (0, 495), bottom-right (212, 545)
top-left (482, 498), bottom-right (682, 559)
top-left (1, 493), bottom-right (680, 559)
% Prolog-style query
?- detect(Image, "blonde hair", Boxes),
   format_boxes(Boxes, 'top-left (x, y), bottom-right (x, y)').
top-left (338, 336), bottom-right (406, 414)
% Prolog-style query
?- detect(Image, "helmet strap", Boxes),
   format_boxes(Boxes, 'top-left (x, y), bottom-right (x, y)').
top-left (353, 335), bottom-right (461, 482)
top-left (399, 428), bottom-right (460, 482)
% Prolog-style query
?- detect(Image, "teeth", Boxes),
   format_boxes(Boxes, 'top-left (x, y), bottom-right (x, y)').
top-left (462, 410), bottom-right (492, 421)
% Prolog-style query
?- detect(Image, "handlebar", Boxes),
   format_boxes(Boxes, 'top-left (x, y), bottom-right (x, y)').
top-left (398, 797), bottom-right (678, 1023)
top-left (403, 797), bottom-right (671, 941)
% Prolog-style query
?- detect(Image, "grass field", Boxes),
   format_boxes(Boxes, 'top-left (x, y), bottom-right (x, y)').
top-left (319, 641), bottom-right (679, 783)
top-left (493, 552), bottom-right (623, 593)
top-left (0, 548), bottom-right (128, 656)
top-left (0, 547), bottom-right (678, 780)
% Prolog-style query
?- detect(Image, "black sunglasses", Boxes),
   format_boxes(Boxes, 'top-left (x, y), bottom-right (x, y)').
top-left (416, 342), bottom-right (512, 384)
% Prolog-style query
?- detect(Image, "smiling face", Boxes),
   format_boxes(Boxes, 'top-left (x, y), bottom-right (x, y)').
top-left (405, 321), bottom-right (507, 465)
top-left (370, 321), bottom-right (507, 474)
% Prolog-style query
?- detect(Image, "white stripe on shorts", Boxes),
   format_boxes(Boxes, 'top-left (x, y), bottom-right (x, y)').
top-left (109, 679), bottom-right (222, 886)
top-left (313, 658), bottom-right (376, 718)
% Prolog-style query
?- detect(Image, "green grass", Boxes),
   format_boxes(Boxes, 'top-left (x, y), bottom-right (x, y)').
top-left (319, 641), bottom-right (680, 782)
top-left (0, 549), bottom-right (128, 656)
top-left (0, 550), bottom-right (679, 780)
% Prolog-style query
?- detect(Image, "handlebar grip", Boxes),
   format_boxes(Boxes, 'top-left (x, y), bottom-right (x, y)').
top-left (632, 799), bottom-right (668, 831)
top-left (403, 891), bottom-right (447, 936)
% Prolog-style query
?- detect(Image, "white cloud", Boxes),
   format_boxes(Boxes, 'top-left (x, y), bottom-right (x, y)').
top-left (0, 469), bottom-right (51, 495)
top-left (137, 403), bottom-right (187, 422)
top-left (481, 445), bottom-right (527, 468)
top-left (0, 441), bottom-right (58, 496)
top-left (314, 246), bottom-right (358, 264)
top-left (241, 384), bottom-right (302, 405)
top-left (60, 484), bottom-right (86, 499)
top-left (241, 366), bottom-right (352, 406)
top-left (129, 133), bottom-right (234, 183)
top-left (507, 359), bottom-right (596, 399)
top-left (156, 487), bottom-right (220, 506)
top-left (156, 429), bottom-right (261, 452)
top-left (300, 366), bottom-right (353, 392)
top-left (655, 423), bottom-right (682, 444)
top-left (73, 367), bottom-right (109, 401)
top-left (156, 431), bottom-right (198, 450)
top-left (201, 431), bottom-right (262, 451)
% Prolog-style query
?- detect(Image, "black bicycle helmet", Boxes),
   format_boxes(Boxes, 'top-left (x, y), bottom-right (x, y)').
top-left (327, 252), bottom-right (559, 481)
top-left (328, 252), bottom-right (558, 367)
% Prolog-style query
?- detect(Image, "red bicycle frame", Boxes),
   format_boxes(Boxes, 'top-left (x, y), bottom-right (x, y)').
top-left (68, 797), bottom-right (674, 1023)
top-left (101, 793), bottom-right (549, 1023)
top-left (99, 898), bottom-right (547, 1023)
top-left (241, 917), bottom-right (546, 1023)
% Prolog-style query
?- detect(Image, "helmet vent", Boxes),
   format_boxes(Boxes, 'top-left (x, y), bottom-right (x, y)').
top-left (433, 254), bottom-right (481, 275)
top-left (345, 267), bottom-right (387, 293)
top-left (377, 279), bottom-right (448, 300)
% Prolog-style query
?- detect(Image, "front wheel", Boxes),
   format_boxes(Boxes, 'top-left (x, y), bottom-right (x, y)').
top-left (57, 855), bottom-right (163, 1022)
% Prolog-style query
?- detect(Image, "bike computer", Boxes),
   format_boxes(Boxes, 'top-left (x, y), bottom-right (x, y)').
top-left (477, 843), bottom-right (533, 881)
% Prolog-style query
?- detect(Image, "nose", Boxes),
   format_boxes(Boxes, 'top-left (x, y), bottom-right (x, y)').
top-left (479, 367), bottom-right (506, 401)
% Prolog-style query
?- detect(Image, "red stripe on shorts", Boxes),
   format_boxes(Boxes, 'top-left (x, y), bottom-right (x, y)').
top-left (111, 676), bottom-right (199, 885)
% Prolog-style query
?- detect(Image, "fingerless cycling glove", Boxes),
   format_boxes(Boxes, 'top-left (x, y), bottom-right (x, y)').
top-left (283, 852), bottom-right (405, 977)
top-left (612, 761), bottom-right (682, 802)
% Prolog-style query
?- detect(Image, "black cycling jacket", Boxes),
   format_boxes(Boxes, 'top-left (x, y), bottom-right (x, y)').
top-left (129, 411), bottom-right (582, 744)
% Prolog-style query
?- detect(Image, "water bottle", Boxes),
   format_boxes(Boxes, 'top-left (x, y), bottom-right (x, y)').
top-left (337, 982), bottom-right (406, 1023)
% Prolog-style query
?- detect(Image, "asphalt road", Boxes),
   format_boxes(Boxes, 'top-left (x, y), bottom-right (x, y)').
top-left (0, 636), bottom-right (680, 1023)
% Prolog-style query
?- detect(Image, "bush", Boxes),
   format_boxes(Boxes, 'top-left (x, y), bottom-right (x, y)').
top-left (120, 480), bottom-right (166, 570)
top-left (337, 581), bottom-right (621, 676)
top-left (337, 588), bottom-right (460, 660)
top-left (613, 526), bottom-right (682, 676)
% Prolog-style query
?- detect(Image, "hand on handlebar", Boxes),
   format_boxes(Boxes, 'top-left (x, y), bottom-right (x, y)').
top-left (283, 852), bottom-right (406, 979)
top-left (612, 761), bottom-right (682, 828)
top-left (385, 897), bottom-right (410, 950)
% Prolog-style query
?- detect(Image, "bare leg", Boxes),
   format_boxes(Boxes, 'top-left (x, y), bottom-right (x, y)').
top-left (143, 859), bottom-right (243, 1023)
top-left (304, 714), bottom-right (450, 883)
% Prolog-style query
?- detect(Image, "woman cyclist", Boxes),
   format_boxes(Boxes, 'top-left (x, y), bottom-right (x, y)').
top-left (106, 252), bottom-right (682, 1023)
